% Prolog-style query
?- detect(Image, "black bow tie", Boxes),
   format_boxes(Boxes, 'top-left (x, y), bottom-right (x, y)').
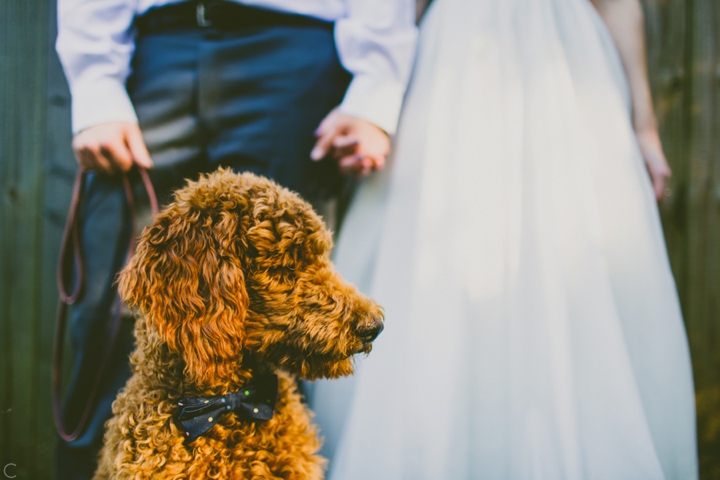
top-left (175, 373), bottom-right (279, 442)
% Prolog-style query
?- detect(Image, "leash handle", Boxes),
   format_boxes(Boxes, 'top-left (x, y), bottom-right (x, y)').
top-left (52, 167), bottom-right (158, 443)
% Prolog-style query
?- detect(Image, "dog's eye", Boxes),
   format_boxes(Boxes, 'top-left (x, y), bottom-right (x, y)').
top-left (266, 323), bottom-right (289, 332)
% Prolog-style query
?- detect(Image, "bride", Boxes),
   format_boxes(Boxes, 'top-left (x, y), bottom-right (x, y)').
top-left (309, 0), bottom-right (699, 478)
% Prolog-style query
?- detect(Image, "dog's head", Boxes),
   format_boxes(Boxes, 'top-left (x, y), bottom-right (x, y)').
top-left (119, 169), bottom-right (383, 388)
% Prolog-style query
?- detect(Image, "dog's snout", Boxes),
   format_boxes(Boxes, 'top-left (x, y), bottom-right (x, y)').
top-left (355, 317), bottom-right (384, 345)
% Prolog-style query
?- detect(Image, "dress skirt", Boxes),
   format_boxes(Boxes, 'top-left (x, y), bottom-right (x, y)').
top-left (309, 0), bottom-right (698, 478)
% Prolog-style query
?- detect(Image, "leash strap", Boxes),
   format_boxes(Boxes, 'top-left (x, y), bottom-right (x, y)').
top-left (52, 167), bottom-right (158, 442)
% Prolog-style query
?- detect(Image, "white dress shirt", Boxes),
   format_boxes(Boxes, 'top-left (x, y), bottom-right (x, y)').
top-left (56, 0), bottom-right (418, 135)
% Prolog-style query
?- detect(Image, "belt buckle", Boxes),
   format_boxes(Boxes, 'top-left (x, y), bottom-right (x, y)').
top-left (196, 2), bottom-right (212, 27)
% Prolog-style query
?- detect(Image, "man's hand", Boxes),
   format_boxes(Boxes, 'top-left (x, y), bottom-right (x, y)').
top-left (311, 109), bottom-right (390, 177)
top-left (636, 127), bottom-right (671, 202)
top-left (72, 121), bottom-right (153, 175)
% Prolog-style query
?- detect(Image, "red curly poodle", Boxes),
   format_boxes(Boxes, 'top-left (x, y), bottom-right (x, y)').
top-left (94, 169), bottom-right (383, 479)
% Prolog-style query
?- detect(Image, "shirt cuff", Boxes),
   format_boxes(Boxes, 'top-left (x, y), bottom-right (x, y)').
top-left (338, 74), bottom-right (407, 135)
top-left (70, 76), bottom-right (138, 134)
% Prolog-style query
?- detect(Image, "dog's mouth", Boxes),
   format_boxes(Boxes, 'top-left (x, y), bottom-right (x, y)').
top-left (261, 341), bottom-right (367, 380)
top-left (348, 341), bottom-right (374, 356)
top-left (296, 351), bottom-right (360, 380)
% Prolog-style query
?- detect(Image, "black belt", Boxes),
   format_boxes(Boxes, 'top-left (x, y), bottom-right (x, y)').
top-left (136, 0), bottom-right (332, 35)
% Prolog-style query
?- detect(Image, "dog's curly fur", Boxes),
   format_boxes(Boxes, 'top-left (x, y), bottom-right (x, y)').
top-left (94, 169), bottom-right (383, 479)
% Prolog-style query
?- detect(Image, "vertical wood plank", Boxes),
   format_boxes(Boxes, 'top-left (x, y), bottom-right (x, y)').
top-left (37, 0), bottom-right (78, 474)
top-left (0, 0), bottom-right (50, 478)
top-left (643, 0), bottom-right (690, 307)
top-left (644, 0), bottom-right (720, 476)
top-left (686, 0), bottom-right (720, 477)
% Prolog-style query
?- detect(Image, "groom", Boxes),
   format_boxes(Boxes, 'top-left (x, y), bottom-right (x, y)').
top-left (55, 0), bottom-right (417, 477)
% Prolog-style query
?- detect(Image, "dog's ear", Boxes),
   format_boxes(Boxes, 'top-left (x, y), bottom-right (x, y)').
top-left (118, 204), bottom-right (249, 387)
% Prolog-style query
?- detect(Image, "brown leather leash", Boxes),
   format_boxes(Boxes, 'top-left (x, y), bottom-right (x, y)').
top-left (52, 167), bottom-right (158, 442)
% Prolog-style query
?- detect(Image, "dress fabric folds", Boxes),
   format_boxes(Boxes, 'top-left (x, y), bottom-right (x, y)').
top-left (309, 0), bottom-right (699, 478)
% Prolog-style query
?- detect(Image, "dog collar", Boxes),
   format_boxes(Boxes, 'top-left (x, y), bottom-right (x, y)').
top-left (175, 373), bottom-right (278, 442)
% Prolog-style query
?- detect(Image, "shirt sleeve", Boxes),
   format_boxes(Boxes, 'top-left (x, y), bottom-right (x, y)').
top-left (56, 0), bottom-right (139, 134)
top-left (334, 0), bottom-right (418, 135)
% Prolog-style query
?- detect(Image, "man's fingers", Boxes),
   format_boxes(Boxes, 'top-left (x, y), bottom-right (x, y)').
top-left (330, 135), bottom-right (358, 159)
top-left (338, 154), bottom-right (387, 177)
top-left (333, 135), bottom-right (359, 149)
top-left (74, 142), bottom-right (111, 174)
top-left (311, 128), bottom-right (338, 161)
top-left (312, 108), bottom-right (346, 160)
top-left (71, 121), bottom-right (149, 175)
top-left (315, 107), bottom-right (340, 136)
top-left (371, 154), bottom-right (386, 171)
top-left (78, 147), bottom-right (113, 175)
top-left (357, 163), bottom-right (373, 178)
top-left (126, 125), bottom-right (153, 169)
top-left (313, 110), bottom-right (389, 174)
top-left (338, 154), bottom-right (363, 175)
top-left (338, 155), bottom-right (378, 177)
top-left (100, 140), bottom-right (134, 173)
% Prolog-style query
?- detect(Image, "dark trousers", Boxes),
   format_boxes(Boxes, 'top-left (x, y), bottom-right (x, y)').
top-left (56, 12), bottom-right (350, 479)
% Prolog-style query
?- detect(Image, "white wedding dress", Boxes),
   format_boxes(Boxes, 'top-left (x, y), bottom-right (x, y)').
top-left (308, 0), bottom-right (699, 478)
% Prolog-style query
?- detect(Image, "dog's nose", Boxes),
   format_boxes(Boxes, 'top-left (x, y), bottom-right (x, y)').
top-left (355, 318), bottom-right (384, 345)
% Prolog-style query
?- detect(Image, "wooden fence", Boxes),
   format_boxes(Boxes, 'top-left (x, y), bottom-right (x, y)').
top-left (645, 0), bottom-right (720, 476)
top-left (0, 0), bottom-right (718, 478)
